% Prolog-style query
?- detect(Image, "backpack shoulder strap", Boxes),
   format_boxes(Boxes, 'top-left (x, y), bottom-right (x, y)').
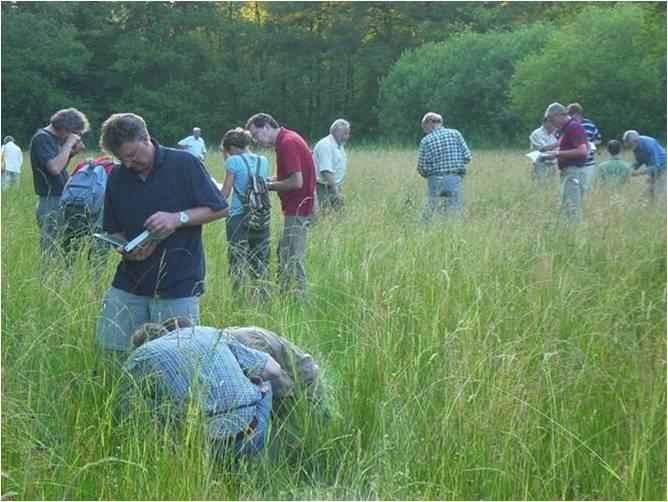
top-left (239, 154), bottom-right (254, 178)
top-left (232, 155), bottom-right (253, 197)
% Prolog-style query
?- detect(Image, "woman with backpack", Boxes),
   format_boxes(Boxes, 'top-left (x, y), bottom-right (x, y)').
top-left (220, 128), bottom-right (271, 299)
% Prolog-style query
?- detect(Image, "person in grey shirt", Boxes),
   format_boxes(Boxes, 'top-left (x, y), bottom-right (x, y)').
top-left (29, 107), bottom-right (88, 254)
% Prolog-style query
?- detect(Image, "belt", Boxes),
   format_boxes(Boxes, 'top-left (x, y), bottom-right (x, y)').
top-left (228, 416), bottom-right (258, 444)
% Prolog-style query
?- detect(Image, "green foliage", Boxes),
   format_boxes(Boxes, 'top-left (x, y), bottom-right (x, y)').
top-left (510, 3), bottom-right (667, 141)
top-left (377, 24), bottom-right (554, 145)
top-left (0, 2), bottom-right (665, 149)
top-left (1, 2), bottom-right (92, 141)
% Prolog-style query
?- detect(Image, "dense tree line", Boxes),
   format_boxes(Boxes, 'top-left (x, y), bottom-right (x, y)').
top-left (379, 2), bottom-right (666, 144)
top-left (378, 24), bottom-right (555, 145)
top-left (1, 1), bottom-right (665, 149)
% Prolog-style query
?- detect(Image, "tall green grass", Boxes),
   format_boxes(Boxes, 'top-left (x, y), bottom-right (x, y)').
top-left (2, 148), bottom-right (665, 500)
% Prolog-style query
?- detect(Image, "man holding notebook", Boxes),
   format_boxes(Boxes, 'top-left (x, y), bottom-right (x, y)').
top-left (95, 113), bottom-right (228, 357)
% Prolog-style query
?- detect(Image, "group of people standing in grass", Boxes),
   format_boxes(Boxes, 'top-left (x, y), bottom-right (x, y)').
top-left (26, 107), bottom-right (348, 463)
top-left (416, 103), bottom-right (666, 224)
top-left (528, 102), bottom-right (666, 220)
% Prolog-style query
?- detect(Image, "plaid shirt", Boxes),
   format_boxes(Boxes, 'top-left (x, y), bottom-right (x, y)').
top-left (120, 326), bottom-right (269, 440)
top-left (417, 126), bottom-right (472, 177)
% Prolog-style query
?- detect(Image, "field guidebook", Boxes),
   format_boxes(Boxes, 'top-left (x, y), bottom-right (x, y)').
top-left (93, 230), bottom-right (167, 253)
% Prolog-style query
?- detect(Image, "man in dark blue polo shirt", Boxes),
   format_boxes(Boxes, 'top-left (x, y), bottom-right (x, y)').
top-left (95, 113), bottom-right (228, 356)
top-left (29, 107), bottom-right (89, 253)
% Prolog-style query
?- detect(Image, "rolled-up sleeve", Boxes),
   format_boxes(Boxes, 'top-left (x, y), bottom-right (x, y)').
top-left (459, 132), bottom-right (472, 163)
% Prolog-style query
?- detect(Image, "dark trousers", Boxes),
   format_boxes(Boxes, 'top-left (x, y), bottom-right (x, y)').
top-left (316, 182), bottom-right (343, 211)
top-left (226, 214), bottom-right (270, 295)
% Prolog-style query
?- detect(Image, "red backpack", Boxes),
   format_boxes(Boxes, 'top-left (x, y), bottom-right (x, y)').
top-left (71, 156), bottom-right (116, 176)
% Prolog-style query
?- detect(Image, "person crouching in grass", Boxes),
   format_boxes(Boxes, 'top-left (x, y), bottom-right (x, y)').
top-left (117, 318), bottom-right (282, 463)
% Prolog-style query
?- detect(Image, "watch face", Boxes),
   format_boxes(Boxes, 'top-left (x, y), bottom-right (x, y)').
top-left (180, 212), bottom-right (188, 223)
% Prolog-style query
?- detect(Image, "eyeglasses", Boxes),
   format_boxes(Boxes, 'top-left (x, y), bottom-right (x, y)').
top-left (117, 143), bottom-right (141, 164)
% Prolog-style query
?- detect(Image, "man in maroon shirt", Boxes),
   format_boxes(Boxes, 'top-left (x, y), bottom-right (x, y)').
top-left (246, 113), bottom-right (316, 296)
top-left (542, 102), bottom-right (589, 220)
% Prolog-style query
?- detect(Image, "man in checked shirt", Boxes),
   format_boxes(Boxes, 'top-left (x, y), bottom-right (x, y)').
top-left (117, 320), bottom-right (282, 462)
top-left (416, 112), bottom-right (472, 222)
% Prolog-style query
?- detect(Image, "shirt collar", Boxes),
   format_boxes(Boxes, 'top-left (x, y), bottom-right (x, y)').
top-left (561, 117), bottom-right (577, 131)
top-left (328, 134), bottom-right (343, 148)
top-left (276, 127), bottom-right (287, 146)
top-left (151, 138), bottom-right (164, 170)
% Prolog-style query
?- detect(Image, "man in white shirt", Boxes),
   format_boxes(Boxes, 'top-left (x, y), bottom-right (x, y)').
top-left (313, 119), bottom-right (350, 211)
top-left (177, 127), bottom-right (207, 161)
top-left (529, 117), bottom-right (557, 182)
top-left (1, 136), bottom-right (23, 190)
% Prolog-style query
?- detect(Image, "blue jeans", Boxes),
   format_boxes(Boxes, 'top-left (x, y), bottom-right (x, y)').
top-left (212, 384), bottom-right (272, 462)
top-left (422, 174), bottom-right (463, 223)
top-left (95, 286), bottom-right (200, 352)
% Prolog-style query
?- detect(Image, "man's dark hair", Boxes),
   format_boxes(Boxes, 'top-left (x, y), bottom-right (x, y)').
top-left (245, 113), bottom-right (279, 130)
top-left (3, 136), bottom-right (14, 145)
top-left (99, 113), bottom-right (148, 155)
top-left (50, 108), bottom-right (90, 134)
top-left (567, 103), bottom-right (584, 116)
top-left (607, 139), bottom-right (621, 156)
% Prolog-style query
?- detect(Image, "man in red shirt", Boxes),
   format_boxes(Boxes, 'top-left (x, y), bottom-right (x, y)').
top-left (542, 102), bottom-right (589, 220)
top-left (246, 113), bottom-right (316, 296)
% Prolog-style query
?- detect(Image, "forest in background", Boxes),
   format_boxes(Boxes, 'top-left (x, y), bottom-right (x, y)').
top-left (1, 1), bottom-right (666, 148)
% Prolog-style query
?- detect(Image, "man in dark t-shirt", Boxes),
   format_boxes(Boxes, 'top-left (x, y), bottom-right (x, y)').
top-left (246, 113), bottom-right (316, 297)
top-left (29, 107), bottom-right (89, 253)
top-left (95, 113), bottom-right (228, 356)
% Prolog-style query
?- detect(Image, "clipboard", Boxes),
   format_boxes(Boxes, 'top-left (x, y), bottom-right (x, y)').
top-left (93, 230), bottom-right (155, 253)
top-left (93, 233), bottom-right (128, 248)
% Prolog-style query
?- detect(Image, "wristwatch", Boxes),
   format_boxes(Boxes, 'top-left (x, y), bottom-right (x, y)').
top-left (178, 211), bottom-right (190, 226)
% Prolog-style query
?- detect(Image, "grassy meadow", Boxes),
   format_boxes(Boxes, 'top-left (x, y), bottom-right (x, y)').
top-left (1, 147), bottom-right (666, 500)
